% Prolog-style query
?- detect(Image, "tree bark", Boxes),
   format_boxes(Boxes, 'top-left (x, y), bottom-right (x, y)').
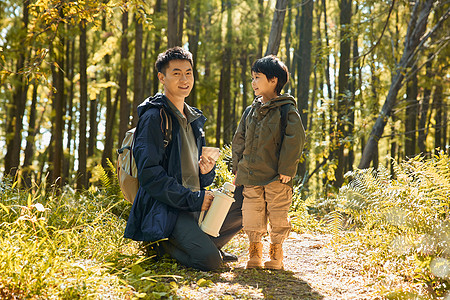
top-left (168, 0), bottom-right (178, 47)
top-left (265, 0), bottom-right (288, 56)
top-left (22, 81), bottom-right (38, 188)
top-left (177, 0), bottom-right (185, 46)
top-left (88, 98), bottom-right (98, 158)
top-left (222, 1), bottom-right (233, 145)
top-left (133, 12), bottom-right (143, 127)
top-left (333, 0), bottom-right (352, 188)
top-left (52, 19), bottom-right (65, 187)
top-left (77, 19), bottom-right (88, 190)
top-left (4, 1), bottom-right (29, 177)
top-left (433, 80), bottom-right (443, 153)
top-left (296, 0), bottom-right (314, 179)
top-left (152, 0), bottom-right (162, 95)
top-left (284, 0), bottom-right (292, 92)
top-left (418, 55), bottom-right (433, 156)
top-left (405, 65), bottom-right (418, 158)
top-left (186, 0), bottom-right (200, 107)
top-left (101, 16), bottom-right (114, 168)
top-left (257, 0), bottom-right (265, 58)
top-left (358, 0), bottom-right (435, 169)
top-left (118, 10), bottom-right (130, 147)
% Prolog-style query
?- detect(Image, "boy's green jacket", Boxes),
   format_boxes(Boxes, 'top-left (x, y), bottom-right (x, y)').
top-left (232, 94), bottom-right (306, 186)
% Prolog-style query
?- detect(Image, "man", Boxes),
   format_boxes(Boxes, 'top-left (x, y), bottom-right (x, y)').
top-left (124, 47), bottom-right (242, 271)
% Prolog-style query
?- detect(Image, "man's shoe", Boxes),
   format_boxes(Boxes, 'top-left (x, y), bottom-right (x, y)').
top-left (220, 250), bottom-right (238, 262)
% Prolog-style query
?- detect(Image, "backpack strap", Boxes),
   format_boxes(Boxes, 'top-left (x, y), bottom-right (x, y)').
top-left (241, 106), bottom-right (252, 129)
top-left (160, 108), bottom-right (172, 148)
top-left (280, 103), bottom-right (291, 145)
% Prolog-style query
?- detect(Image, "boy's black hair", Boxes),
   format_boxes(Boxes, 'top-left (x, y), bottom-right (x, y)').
top-left (155, 47), bottom-right (193, 74)
top-left (251, 55), bottom-right (289, 95)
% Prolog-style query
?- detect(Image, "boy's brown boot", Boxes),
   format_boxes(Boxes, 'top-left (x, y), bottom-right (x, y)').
top-left (246, 242), bottom-right (263, 269)
top-left (264, 243), bottom-right (284, 270)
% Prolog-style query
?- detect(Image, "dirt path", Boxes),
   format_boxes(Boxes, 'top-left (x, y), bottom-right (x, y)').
top-left (177, 232), bottom-right (381, 299)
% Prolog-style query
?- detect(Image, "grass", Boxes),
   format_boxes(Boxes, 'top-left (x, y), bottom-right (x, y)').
top-left (2, 150), bottom-right (448, 299)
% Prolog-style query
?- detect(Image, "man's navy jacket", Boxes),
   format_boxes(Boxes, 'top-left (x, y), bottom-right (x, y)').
top-left (124, 93), bottom-right (215, 242)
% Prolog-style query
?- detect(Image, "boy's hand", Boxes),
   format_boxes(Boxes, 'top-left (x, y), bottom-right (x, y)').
top-left (199, 155), bottom-right (215, 174)
top-left (201, 191), bottom-right (214, 211)
top-left (279, 174), bottom-right (291, 184)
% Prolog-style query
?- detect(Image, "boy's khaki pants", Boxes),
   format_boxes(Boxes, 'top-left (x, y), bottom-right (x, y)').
top-left (242, 180), bottom-right (292, 244)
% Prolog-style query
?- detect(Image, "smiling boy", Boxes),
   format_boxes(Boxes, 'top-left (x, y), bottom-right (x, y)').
top-left (124, 47), bottom-right (242, 271)
top-left (232, 55), bottom-right (306, 270)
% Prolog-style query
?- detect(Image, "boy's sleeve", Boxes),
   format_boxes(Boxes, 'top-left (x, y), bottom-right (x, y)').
top-left (278, 107), bottom-right (306, 177)
top-left (231, 108), bottom-right (249, 174)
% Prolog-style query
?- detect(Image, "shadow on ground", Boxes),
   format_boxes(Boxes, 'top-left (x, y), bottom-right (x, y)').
top-left (217, 267), bottom-right (324, 299)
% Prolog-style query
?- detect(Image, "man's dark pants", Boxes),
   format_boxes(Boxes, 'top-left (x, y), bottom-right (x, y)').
top-left (159, 186), bottom-right (243, 271)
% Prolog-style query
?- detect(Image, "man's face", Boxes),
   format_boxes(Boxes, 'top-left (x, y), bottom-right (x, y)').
top-left (158, 59), bottom-right (194, 102)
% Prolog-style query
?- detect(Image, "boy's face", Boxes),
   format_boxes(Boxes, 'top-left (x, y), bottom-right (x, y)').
top-left (251, 71), bottom-right (278, 102)
top-left (158, 59), bottom-right (194, 102)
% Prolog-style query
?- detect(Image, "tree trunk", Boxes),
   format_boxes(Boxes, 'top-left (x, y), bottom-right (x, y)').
top-left (52, 28), bottom-right (65, 187)
top-left (88, 98), bottom-right (98, 158)
top-left (168, 0), bottom-right (178, 47)
top-left (265, 0), bottom-right (288, 56)
top-left (177, 0), bottom-right (185, 46)
top-left (77, 19), bottom-right (88, 190)
top-left (333, 0), bottom-right (352, 188)
top-left (359, 0), bottom-right (435, 169)
top-left (152, 0), bottom-right (162, 94)
top-left (133, 12), bottom-right (143, 127)
top-left (239, 50), bottom-right (248, 114)
top-left (418, 56), bottom-right (433, 156)
top-left (186, 0), bottom-right (200, 107)
top-left (296, 0), bottom-right (314, 179)
top-left (118, 10), bottom-right (130, 147)
top-left (22, 81), bottom-right (38, 188)
top-left (348, 3), bottom-right (359, 172)
top-left (101, 16), bottom-right (114, 169)
top-left (222, 1), bottom-right (233, 145)
top-left (405, 65), bottom-right (418, 158)
top-left (433, 81), bottom-right (443, 154)
top-left (257, 0), bottom-right (264, 58)
top-left (322, 0), bottom-right (333, 100)
top-left (4, 1), bottom-right (29, 177)
top-left (284, 0), bottom-right (292, 93)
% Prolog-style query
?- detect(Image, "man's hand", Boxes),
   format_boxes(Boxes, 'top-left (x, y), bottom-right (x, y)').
top-left (279, 174), bottom-right (291, 184)
top-left (199, 155), bottom-right (215, 174)
top-left (201, 191), bottom-right (214, 211)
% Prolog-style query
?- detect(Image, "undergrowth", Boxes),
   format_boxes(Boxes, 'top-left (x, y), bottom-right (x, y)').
top-left (319, 152), bottom-right (450, 299)
top-left (1, 147), bottom-right (319, 299)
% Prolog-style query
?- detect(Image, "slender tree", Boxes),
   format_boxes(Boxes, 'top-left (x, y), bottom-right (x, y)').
top-left (404, 65), bottom-right (418, 158)
top-left (118, 9), bottom-right (130, 146)
top-left (133, 10), bottom-right (144, 127)
top-left (168, 0), bottom-right (179, 47)
top-left (265, 0), bottom-right (288, 56)
top-left (359, 0), bottom-right (441, 169)
top-left (4, 0), bottom-right (29, 177)
top-left (77, 19), bottom-right (88, 190)
top-left (333, 0), bottom-right (352, 188)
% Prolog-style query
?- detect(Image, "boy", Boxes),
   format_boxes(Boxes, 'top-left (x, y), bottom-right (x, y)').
top-left (232, 55), bottom-right (305, 270)
top-left (124, 47), bottom-right (242, 271)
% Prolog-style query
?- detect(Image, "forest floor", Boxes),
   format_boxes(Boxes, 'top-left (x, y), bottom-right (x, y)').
top-left (175, 231), bottom-right (384, 299)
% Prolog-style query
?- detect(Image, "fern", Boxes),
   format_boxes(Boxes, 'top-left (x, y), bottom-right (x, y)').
top-left (327, 151), bottom-right (450, 298)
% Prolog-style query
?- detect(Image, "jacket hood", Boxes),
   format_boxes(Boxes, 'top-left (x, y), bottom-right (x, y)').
top-left (253, 93), bottom-right (297, 109)
top-left (137, 93), bottom-right (167, 117)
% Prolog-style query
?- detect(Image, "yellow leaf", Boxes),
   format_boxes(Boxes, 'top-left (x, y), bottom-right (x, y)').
top-left (27, 193), bottom-right (32, 208)
top-left (0, 203), bottom-right (9, 214)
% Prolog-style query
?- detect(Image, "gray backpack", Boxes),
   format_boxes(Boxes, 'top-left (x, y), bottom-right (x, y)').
top-left (116, 108), bottom-right (172, 203)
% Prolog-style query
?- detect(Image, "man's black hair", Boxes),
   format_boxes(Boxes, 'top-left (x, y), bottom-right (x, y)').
top-left (155, 47), bottom-right (194, 74)
top-left (251, 55), bottom-right (289, 95)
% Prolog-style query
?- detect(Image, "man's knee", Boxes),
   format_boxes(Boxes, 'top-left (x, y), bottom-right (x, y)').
top-left (191, 247), bottom-right (222, 271)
